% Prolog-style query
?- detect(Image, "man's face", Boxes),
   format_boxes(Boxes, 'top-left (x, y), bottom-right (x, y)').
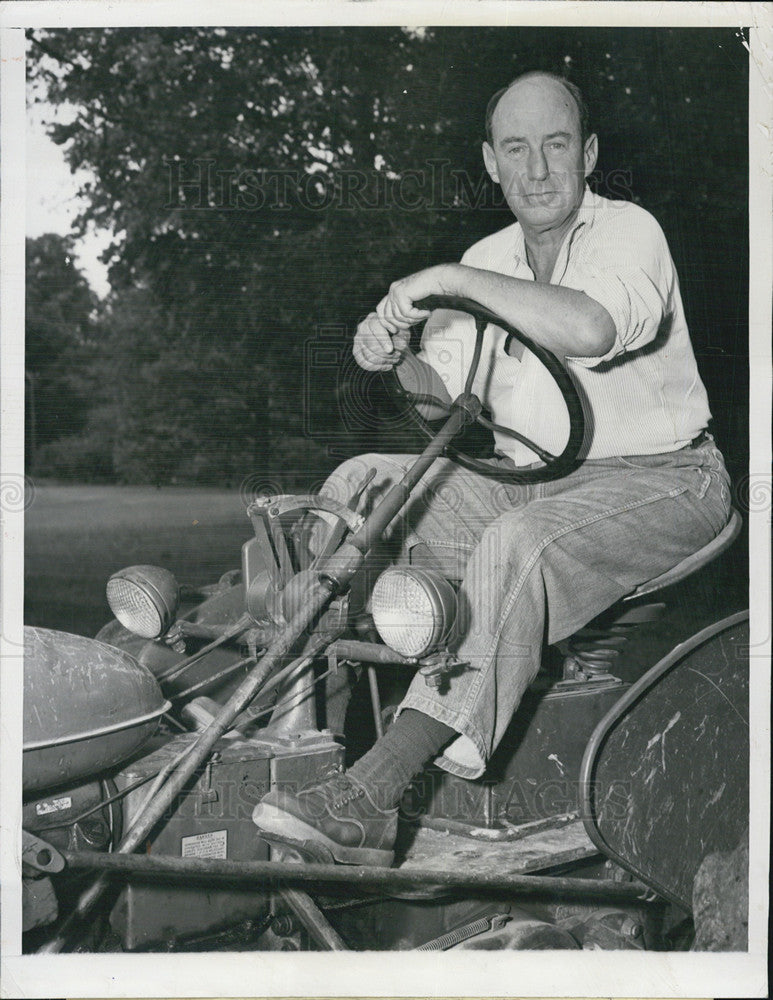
top-left (482, 76), bottom-right (597, 232)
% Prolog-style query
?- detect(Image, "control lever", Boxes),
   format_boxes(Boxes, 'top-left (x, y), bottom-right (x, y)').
top-left (312, 467), bottom-right (377, 567)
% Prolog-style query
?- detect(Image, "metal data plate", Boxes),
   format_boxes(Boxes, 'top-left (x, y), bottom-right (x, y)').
top-left (580, 611), bottom-right (749, 909)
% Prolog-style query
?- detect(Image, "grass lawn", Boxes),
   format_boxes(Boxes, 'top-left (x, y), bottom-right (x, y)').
top-left (24, 481), bottom-right (749, 679)
top-left (24, 483), bottom-right (253, 637)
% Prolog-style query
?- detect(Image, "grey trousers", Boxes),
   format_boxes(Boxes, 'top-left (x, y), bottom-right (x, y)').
top-left (319, 436), bottom-right (732, 778)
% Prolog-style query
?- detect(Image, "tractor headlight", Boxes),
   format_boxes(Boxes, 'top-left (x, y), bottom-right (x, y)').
top-left (370, 567), bottom-right (456, 658)
top-left (106, 565), bottom-right (180, 639)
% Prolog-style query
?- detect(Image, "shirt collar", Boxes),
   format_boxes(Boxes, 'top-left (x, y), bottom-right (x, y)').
top-left (512, 184), bottom-right (597, 268)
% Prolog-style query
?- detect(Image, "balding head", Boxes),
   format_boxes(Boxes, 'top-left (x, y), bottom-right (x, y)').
top-left (485, 71), bottom-right (589, 147)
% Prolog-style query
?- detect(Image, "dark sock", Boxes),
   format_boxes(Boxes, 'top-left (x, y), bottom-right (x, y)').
top-left (347, 709), bottom-right (457, 809)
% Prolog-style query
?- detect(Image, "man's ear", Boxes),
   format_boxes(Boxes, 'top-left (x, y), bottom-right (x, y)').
top-left (583, 133), bottom-right (598, 177)
top-left (482, 141), bottom-right (499, 184)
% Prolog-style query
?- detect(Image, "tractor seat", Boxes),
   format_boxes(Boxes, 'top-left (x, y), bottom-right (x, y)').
top-left (623, 507), bottom-right (742, 601)
top-left (563, 508), bottom-right (742, 677)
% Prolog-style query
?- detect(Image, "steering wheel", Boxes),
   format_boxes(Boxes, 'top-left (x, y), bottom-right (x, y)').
top-left (389, 294), bottom-right (586, 485)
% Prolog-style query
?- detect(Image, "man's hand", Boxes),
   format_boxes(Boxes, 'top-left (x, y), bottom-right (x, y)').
top-left (376, 264), bottom-right (456, 331)
top-left (353, 312), bottom-right (411, 371)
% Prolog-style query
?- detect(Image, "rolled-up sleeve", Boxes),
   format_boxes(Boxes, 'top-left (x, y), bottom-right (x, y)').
top-left (563, 210), bottom-right (673, 368)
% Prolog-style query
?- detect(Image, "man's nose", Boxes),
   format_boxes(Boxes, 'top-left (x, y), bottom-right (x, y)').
top-left (527, 147), bottom-right (549, 182)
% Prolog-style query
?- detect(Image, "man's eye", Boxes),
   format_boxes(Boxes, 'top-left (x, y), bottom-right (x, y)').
top-left (547, 141), bottom-right (567, 152)
top-left (507, 146), bottom-right (526, 156)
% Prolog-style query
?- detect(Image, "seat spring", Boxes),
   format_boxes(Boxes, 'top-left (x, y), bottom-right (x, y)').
top-left (568, 624), bottom-right (638, 673)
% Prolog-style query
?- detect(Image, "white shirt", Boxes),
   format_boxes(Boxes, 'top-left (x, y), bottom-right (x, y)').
top-left (419, 187), bottom-right (712, 464)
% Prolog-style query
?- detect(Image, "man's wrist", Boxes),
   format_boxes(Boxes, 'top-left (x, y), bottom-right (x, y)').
top-left (436, 262), bottom-right (465, 297)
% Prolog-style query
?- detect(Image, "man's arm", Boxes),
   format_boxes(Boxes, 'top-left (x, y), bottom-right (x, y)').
top-left (378, 262), bottom-right (616, 362)
top-left (449, 264), bottom-right (615, 360)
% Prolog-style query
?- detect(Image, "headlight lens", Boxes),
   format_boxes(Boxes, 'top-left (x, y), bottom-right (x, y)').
top-left (370, 567), bottom-right (456, 658)
top-left (106, 565), bottom-right (180, 639)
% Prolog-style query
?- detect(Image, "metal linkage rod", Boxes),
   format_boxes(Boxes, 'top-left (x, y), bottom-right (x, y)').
top-left (155, 613), bottom-right (254, 683)
top-left (320, 404), bottom-right (475, 587)
top-left (327, 638), bottom-right (414, 666)
top-left (62, 850), bottom-right (654, 902)
top-left (38, 402), bottom-right (482, 954)
top-left (37, 581), bottom-right (337, 954)
top-left (280, 887), bottom-right (347, 950)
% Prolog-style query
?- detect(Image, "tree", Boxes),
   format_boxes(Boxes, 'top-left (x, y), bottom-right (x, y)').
top-left (102, 286), bottom-right (291, 484)
top-left (27, 27), bottom-right (749, 482)
top-left (25, 234), bottom-right (99, 461)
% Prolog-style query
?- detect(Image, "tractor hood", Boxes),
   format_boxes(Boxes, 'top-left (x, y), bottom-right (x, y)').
top-left (23, 626), bottom-right (171, 794)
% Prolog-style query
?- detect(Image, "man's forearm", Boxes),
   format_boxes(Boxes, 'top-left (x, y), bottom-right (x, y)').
top-left (442, 263), bottom-right (616, 359)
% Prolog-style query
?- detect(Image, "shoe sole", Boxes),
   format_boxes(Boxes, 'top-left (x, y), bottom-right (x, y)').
top-left (253, 802), bottom-right (394, 868)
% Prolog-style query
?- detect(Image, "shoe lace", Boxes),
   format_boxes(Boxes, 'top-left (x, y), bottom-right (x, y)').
top-left (331, 784), bottom-right (366, 810)
top-left (308, 773), bottom-right (367, 811)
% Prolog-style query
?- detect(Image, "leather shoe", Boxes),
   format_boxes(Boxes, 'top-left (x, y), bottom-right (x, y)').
top-left (252, 772), bottom-right (397, 867)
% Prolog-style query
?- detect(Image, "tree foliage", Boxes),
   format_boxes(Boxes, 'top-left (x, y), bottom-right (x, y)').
top-left (25, 234), bottom-right (99, 456)
top-left (27, 27), bottom-right (749, 483)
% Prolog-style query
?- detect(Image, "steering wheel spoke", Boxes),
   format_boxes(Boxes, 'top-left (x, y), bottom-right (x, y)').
top-left (406, 393), bottom-right (453, 414)
top-left (477, 416), bottom-right (556, 464)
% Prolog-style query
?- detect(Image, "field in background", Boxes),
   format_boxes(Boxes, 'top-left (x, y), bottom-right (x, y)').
top-left (24, 483), bottom-right (749, 683)
top-left (25, 483), bottom-right (253, 636)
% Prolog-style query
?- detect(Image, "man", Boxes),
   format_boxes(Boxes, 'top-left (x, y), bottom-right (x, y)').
top-left (253, 71), bottom-right (731, 866)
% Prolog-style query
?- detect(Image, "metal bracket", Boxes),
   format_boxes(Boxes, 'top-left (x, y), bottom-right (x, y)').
top-left (248, 494), bottom-right (365, 584)
top-left (419, 651), bottom-right (470, 688)
top-left (22, 830), bottom-right (65, 875)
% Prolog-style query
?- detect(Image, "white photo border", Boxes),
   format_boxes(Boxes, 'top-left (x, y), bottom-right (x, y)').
top-left (1, 2), bottom-right (770, 997)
